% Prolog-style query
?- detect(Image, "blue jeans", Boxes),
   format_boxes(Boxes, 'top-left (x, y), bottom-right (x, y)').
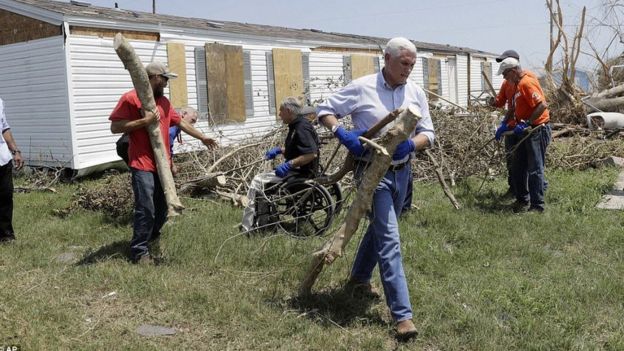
top-left (351, 163), bottom-right (413, 322)
top-left (130, 169), bottom-right (167, 260)
top-left (512, 124), bottom-right (551, 209)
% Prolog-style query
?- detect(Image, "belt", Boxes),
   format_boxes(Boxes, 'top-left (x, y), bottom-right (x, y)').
top-left (388, 161), bottom-right (409, 172)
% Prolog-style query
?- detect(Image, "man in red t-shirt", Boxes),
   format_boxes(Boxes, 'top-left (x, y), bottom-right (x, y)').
top-left (109, 61), bottom-right (217, 263)
top-left (497, 57), bottom-right (551, 213)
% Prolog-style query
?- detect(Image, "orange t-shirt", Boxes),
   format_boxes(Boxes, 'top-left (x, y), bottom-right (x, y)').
top-left (494, 71), bottom-right (538, 128)
top-left (513, 72), bottom-right (549, 126)
top-left (109, 90), bottom-right (181, 172)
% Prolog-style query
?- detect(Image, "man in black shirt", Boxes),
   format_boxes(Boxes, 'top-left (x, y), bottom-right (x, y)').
top-left (241, 97), bottom-right (319, 232)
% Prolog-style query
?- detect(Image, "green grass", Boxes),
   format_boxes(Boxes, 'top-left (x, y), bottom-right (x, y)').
top-left (1, 167), bottom-right (623, 350)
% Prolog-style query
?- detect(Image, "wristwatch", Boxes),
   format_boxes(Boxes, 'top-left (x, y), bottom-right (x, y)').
top-left (10, 149), bottom-right (20, 155)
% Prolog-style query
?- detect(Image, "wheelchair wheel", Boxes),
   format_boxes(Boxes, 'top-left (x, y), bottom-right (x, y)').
top-left (326, 182), bottom-right (343, 216)
top-left (273, 179), bottom-right (335, 237)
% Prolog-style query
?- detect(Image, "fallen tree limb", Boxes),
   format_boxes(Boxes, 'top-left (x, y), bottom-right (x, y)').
top-left (314, 109), bottom-right (402, 186)
top-left (425, 149), bottom-right (460, 209)
top-left (113, 33), bottom-right (184, 218)
top-left (179, 173), bottom-right (226, 194)
top-left (299, 105), bottom-right (422, 295)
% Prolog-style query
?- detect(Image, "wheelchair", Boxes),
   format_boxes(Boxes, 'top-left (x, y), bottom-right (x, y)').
top-left (252, 173), bottom-right (343, 237)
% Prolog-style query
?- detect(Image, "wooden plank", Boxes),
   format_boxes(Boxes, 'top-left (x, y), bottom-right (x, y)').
top-left (428, 58), bottom-right (440, 93)
top-left (205, 43), bottom-right (228, 123)
top-left (272, 48), bottom-right (303, 119)
top-left (166, 42), bottom-right (188, 108)
top-left (0, 9), bottom-right (61, 45)
top-left (223, 45), bottom-right (246, 122)
top-left (70, 26), bottom-right (159, 41)
top-left (351, 54), bottom-right (375, 80)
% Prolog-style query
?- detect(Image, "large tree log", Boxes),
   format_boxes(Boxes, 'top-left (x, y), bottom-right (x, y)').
top-left (113, 33), bottom-right (184, 218)
top-left (592, 83), bottom-right (624, 99)
top-left (299, 105), bottom-right (422, 295)
top-left (585, 96), bottom-right (624, 112)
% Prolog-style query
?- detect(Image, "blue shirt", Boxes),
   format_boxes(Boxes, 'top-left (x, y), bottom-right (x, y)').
top-left (317, 71), bottom-right (435, 163)
top-left (169, 125), bottom-right (181, 155)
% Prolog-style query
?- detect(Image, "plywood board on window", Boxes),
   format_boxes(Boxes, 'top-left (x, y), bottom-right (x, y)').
top-left (205, 43), bottom-right (228, 123)
top-left (223, 45), bottom-right (245, 123)
top-left (272, 48), bottom-right (303, 118)
top-left (427, 58), bottom-right (440, 93)
top-left (166, 42), bottom-right (188, 109)
top-left (351, 54), bottom-right (375, 80)
top-left (0, 9), bottom-right (61, 45)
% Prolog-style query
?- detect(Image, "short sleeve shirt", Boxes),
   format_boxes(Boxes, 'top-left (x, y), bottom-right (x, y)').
top-left (514, 72), bottom-right (549, 125)
top-left (109, 90), bottom-right (181, 172)
top-left (0, 98), bottom-right (12, 166)
top-left (284, 116), bottom-right (319, 176)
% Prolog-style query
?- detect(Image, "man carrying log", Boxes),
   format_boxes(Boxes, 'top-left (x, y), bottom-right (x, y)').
top-left (497, 57), bottom-right (551, 213)
top-left (241, 97), bottom-right (319, 233)
top-left (109, 61), bottom-right (217, 264)
top-left (316, 37), bottom-right (434, 340)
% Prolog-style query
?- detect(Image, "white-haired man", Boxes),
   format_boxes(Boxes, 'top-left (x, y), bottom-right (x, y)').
top-left (317, 37), bottom-right (434, 340)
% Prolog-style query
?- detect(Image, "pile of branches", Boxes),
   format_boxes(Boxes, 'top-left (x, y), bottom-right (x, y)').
top-left (67, 108), bottom-right (624, 218)
top-left (172, 126), bottom-right (354, 206)
top-left (60, 171), bottom-right (133, 219)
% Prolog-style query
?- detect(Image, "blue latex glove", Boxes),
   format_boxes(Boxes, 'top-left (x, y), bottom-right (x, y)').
top-left (495, 121), bottom-right (509, 141)
top-left (513, 121), bottom-right (529, 135)
top-left (265, 146), bottom-right (282, 160)
top-left (392, 139), bottom-right (416, 160)
top-left (334, 126), bottom-right (367, 156)
top-left (275, 161), bottom-right (292, 178)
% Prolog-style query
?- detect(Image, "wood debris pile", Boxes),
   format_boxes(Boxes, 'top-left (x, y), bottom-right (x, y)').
top-left (65, 107), bottom-right (624, 218)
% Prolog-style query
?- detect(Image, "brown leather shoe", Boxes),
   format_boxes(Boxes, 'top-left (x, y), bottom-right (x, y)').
top-left (344, 278), bottom-right (381, 300)
top-left (396, 319), bottom-right (418, 341)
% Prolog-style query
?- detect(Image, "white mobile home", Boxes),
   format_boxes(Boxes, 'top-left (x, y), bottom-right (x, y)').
top-left (0, 0), bottom-right (502, 173)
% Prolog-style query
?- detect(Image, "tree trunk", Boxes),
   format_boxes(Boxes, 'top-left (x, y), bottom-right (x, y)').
top-left (586, 96), bottom-right (624, 112)
top-left (113, 33), bottom-right (184, 218)
top-left (299, 105), bottom-right (422, 295)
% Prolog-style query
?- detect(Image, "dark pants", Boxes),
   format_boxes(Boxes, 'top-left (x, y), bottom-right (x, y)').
top-left (0, 161), bottom-right (14, 239)
top-left (504, 134), bottom-right (519, 195)
top-left (401, 170), bottom-right (413, 214)
top-left (130, 168), bottom-right (167, 261)
top-left (512, 124), bottom-right (551, 210)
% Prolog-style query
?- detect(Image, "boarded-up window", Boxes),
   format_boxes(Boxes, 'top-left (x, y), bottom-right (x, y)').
top-left (351, 54), bottom-right (375, 80)
top-left (166, 42), bottom-right (188, 108)
top-left (271, 48), bottom-right (303, 118)
top-left (481, 61), bottom-right (492, 93)
top-left (243, 50), bottom-right (254, 118)
top-left (343, 55), bottom-right (352, 85)
top-left (422, 57), bottom-right (442, 100)
top-left (302, 52), bottom-right (310, 104)
top-left (374, 56), bottom-right (381, 73)
top-left (266, 52), bottom-right (276, 114)
top-left (194, 47), bottom-right (208, 116)
top-left (202, 43), bottom-right (246, 123)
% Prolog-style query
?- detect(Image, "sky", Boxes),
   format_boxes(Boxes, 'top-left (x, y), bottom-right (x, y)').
top-left (61, 0), bottom-right (619, 72)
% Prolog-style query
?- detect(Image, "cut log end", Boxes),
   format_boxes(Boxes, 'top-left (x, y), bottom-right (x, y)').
top-left (113, 33), bottom-right (124, 50)
top-left (166, 203), bottom-right (185, 219)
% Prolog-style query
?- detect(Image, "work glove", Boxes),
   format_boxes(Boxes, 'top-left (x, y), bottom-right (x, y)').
top-left (334, 126), bottom-right (367, 157)
top-left (275, 160), bottom-right (293, 178)
top-left (495, 121), bottom-right (509, 141)
top-left (392, 139), bottom-right (416, 160)
top-left (265, 146), bottom-right (282, 160)
top-left (513, 121), bottom-right (529, 136)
